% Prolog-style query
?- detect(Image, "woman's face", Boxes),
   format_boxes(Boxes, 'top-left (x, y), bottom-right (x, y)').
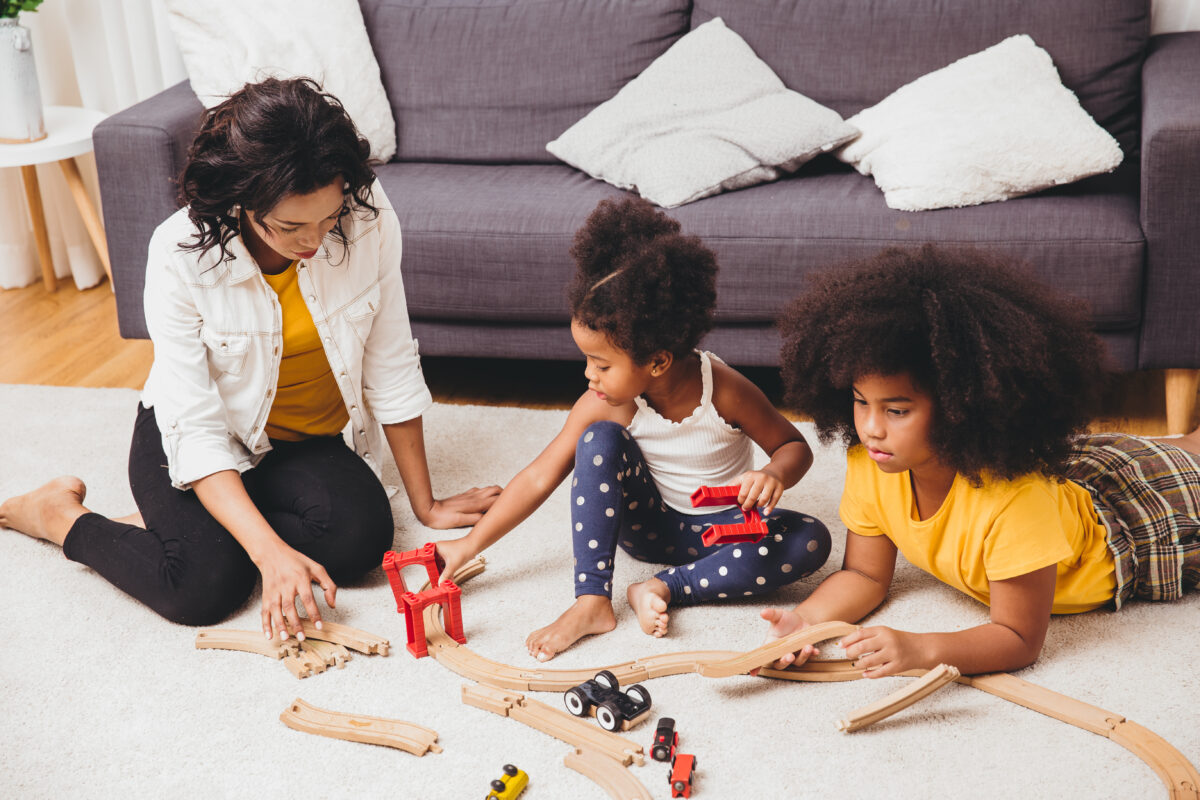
top-left (245, 179), bottom-right (345, 261)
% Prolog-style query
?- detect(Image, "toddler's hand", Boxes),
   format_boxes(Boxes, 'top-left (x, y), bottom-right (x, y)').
top-left (434, 536), bottom-right (476, 585)
top-left (736, 469), bottom-right (784, 515)
top-left (753, 607), bottom-right (819, 673)
top-left (840, 626), bottom-right (927, 678)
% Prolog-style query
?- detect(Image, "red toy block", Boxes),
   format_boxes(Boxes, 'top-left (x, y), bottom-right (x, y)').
top-left (690, 485), bottom-right (768, 547)
top-left (381, 543), bottom-right (447, 612)
top-left (400, 581), bottom-right (465, 658)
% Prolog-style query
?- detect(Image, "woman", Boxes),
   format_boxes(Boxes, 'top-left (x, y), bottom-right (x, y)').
top-left (0, 77), bottom-right (498, 640)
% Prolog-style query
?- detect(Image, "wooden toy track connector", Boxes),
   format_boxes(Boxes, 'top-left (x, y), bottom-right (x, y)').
top-left (836, 663), bottom-right (961, 733)
top-left (462, 683), bottom-right (646, 767)
top-left (564, 747), bottom-right (653, 800)
top-left (280, 698), bottom-right (441, 757)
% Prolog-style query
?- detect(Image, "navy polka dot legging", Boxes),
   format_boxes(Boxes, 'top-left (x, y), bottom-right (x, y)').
top-left (570, 421), bottom-right (831, 605)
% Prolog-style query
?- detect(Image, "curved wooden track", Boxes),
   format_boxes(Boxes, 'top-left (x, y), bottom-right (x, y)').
top-left (423, 558), bottom-right (1200, 799)
top-left (279, 698), bottom-right (441, 756)
top-left (564, 747), bottom-right (654, 800)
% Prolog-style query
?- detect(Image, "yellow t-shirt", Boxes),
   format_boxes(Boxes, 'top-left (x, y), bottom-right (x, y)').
top-left (261, 263), bottom-right (350, 441)
top-left (838, 446), bottom-right (1116, 614)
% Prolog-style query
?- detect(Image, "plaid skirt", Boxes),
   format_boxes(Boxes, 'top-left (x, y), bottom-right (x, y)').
top-left (1065, 433), bottom-right (1200, 609)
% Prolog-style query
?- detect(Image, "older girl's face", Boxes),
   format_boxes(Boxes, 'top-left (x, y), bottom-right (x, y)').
top-left (245, 179), bottom-right (345, 262)
top-left (852, 372), bottom-right (941, 475)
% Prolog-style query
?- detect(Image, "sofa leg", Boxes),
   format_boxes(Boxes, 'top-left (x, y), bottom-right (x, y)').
top-left (1164, 369), bottom-right (1200, 435)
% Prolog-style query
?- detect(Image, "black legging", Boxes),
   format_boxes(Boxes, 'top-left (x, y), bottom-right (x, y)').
top-left (61, 404), bottom-right (394, 626)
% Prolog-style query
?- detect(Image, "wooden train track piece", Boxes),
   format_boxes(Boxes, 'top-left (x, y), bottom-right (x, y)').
top-left (279, 698), bottom-right (441, 756)
top-left (462, 683), bottom-right (645, 766)
top-left (836, 663), bottom-right (961, 732)
top-left (281, 649), bottom-right (327, 679)
top-left (301, 638), bottom-right (351, 668)
top-left (564, 747), bottom-right (653, 800)
top-left (195, 629), bottom-right (299, 660)
top-left (297, 619), bottom-right (389, 655)
top-left (696, 620), bottom-right (859, 678)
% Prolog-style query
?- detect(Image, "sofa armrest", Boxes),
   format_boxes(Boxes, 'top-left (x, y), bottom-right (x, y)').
top-left (94, 80), bottom-right (204, 339)
top-left (1138, 32), bottom-right (1200, 370)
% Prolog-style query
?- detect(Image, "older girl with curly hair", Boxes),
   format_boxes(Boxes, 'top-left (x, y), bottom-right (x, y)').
top-left (436, 196), bottom-right (831, 661)
top-left (0, 78), bottom-right (497, 639)
top-left (761, 245), bottom-right (1200, 677)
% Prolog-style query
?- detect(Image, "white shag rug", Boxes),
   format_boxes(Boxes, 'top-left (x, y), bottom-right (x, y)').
top-left (1, 384), bottom-right (1197, 799)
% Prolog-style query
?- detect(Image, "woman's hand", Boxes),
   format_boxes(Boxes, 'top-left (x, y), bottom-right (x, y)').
top-left (417, 485), bottom-right (501, 529)
top-left (256, 541), bottom-right (337, 641)
top-left (840, 625), bottom-right (929, 678)
top-left (754, 606), bottom-right (820, 671)
top-left (736, 468), bottom-right (785, 514)
top-left (434, 536), bottom-right (478, 585)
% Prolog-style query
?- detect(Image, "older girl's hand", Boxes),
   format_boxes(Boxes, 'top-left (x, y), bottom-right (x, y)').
top-left (754, 606), bottom-right (820, 672)
top-left (256, 541), bottom-right (337, 641)
top-left (839, 625), bottom-right (929, 678)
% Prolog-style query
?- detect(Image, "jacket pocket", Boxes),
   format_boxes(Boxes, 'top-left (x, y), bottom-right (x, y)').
top-left (199, 327), bottom-right (251, 376)
top-left (344, 282), bottom-right (382, 345)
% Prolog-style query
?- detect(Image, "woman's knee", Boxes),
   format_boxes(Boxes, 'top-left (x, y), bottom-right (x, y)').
top-left (152, 559), bottom-right (257, 627)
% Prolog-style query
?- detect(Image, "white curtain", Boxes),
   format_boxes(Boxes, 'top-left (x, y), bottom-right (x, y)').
top-left (0, 0), bottom-right (185, 290)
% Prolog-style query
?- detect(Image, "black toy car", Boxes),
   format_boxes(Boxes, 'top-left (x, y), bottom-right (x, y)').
top-left (563, 670), bottom-right (652, 731)
top-left (651, 717), bottom-right (678, 762)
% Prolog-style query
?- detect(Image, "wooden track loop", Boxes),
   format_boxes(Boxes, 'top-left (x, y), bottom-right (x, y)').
top-left (279, 698), bottom-right (441, 756)
top-left (462, 683), bottom-right (645, 766)
top-left (836, 663), bottom-right (960, 733)
top-left (564, 747), bottom-right (653, 800)
top-left (423, 558), bottom-right (1200, 798)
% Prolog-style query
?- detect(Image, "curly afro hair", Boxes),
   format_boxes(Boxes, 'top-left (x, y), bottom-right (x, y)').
top-left (778, 245), bottom-right (1109, 484)
top-left (567, 197), bottom-right (718, 365)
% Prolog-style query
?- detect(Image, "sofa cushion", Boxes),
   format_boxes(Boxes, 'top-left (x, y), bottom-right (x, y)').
top-left (691, 0), bottom-right (1149, 157)
top-left (377, 162), bottom-right (1144, 333)
top-left (547, 18), bottom-right (858, 208)
top-left (358, 0), bottom-right (690, 163)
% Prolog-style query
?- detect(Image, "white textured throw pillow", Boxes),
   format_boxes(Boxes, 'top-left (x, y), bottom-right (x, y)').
top-left (836, 35), bottom-right (1122, 211)
top-left (164, 0), bottom-right (396, 162)
top-left (547, 18), bottom-right (859, 208)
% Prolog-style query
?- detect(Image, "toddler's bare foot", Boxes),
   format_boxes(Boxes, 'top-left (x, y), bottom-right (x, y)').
top-left (627, 578), bottom-right (670, 638)
top-left (525, 595), bottom-right (617, 662)
top-left (0, 476), bottom-right (89, 547)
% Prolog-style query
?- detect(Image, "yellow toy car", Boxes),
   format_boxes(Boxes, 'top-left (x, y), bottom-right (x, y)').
top-left (486, 764), bottom-right (528, 799)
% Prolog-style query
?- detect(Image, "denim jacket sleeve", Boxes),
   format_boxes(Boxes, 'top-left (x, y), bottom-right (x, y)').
top-left (359, 192), bottom-right (433, 424)
top-left (142, 228), bottom-right (243, 489)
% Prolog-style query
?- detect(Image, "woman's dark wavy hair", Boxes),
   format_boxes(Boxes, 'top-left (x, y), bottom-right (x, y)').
top-left (177, 77), bottom-right (378, 261)
top-left (567, 197), bottom-right (717, 365)
top-left (778, 245), bottom-right (1109, 483)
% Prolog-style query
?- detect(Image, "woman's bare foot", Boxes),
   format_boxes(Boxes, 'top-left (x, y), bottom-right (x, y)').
top-left (627, 578), bottom-right (670, 637)
top-left (0, 476), bottom-right (89, 547)
top-left (526, 594), bottom-right (617, 662)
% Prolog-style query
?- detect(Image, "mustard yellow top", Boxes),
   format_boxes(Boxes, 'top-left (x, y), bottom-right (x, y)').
top-left (261, 262), bottom-right (349, 441)
top-left (839, 446), bottom-right (1116, 614)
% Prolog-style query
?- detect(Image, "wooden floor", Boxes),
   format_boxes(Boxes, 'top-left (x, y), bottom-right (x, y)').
top-left (1, 278), bottom-right (1192, 436)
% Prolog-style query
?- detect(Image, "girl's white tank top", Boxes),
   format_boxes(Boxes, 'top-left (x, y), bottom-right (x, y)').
top-left (627, 351), bottom-right (755, 514)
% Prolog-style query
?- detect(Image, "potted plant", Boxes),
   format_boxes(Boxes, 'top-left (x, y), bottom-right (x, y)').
top-left (1, 0), bottom-right (47, 143)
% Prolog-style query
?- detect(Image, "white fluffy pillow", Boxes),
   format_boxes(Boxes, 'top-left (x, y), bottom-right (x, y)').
top-left (836, 35), bottom-right (1122, 211)
top-left (547, 18), bottom-right (858, 208)
top-left (164, 0), bottom-right (396, 162)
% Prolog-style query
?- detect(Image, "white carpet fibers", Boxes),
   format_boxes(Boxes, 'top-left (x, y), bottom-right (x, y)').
top-left (1, 384), bottom-right (1197, 799)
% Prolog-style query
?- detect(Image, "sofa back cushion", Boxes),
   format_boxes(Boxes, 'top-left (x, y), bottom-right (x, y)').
top-left (358, 0), bottom-right (690, 163)
top-left (691, 0), bottom-right (1149, 156)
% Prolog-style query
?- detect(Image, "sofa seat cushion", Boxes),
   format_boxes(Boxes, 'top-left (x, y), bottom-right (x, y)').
top-left (378, 162), bottom-right (1143, 333)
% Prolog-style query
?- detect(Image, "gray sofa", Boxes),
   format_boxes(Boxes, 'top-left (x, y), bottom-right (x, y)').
top-left (95, 0), bottom-right (1200, 427)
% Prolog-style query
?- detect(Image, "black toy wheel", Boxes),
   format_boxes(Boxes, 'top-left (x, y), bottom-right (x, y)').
top-left (564, 687), bottom-right (589, 716)
top-left (596, 700), bottom-right (622, 731)
top-left (490, 779), bottom-right (506, 791)
top-left (625, 683), bottom-right (651, 707)
top-left (502, 764), bottom-right (518, 777)
top-left (593, 669), bottom-right (619, 689)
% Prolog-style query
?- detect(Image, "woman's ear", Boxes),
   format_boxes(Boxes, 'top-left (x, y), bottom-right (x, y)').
top-left (649, 351), bottom-right (673, 377)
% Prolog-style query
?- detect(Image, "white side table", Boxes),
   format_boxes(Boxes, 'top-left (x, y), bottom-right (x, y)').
top-left (0, 105), bottom-right (111, 292)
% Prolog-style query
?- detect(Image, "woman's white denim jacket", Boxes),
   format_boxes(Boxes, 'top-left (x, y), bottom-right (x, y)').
top-left (141, 180), bottom-right (432, 490)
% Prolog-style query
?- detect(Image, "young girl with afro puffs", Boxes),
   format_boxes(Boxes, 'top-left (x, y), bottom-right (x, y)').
top-left (435, 197), bottom-right (831, 661)
top-left (760, 245), bottom-right (1200, 677)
